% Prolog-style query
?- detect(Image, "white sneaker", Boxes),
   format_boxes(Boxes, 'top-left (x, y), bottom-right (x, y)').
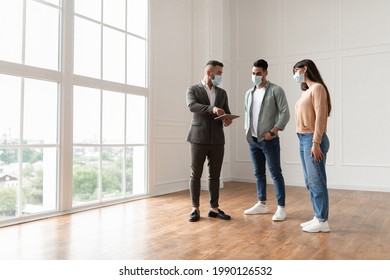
top-left (272, 207), bottom-right (286, 221)
top-left (300, 217), bottom-right (316, 228)
top-left (302, 219), bottom-right (330, 233)
top-left (244, 202), bottom-right (268, 215)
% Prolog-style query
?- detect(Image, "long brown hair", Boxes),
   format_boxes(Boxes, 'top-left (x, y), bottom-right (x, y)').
top-left (293, 59), bottom-right (331, 116)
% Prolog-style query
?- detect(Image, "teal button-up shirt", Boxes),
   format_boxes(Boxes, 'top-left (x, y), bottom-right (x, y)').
top-left (244, 81), bottom-right (290, 142)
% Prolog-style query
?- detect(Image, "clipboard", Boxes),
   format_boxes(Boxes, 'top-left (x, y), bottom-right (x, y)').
top-left (214, 114), bottom-right (240, 120)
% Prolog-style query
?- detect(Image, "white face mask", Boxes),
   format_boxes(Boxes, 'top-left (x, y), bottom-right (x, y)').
top-left (252, 75), bottom-right (262, 86)
top-left (293, 72), bottom-right (305, 83)
top-left (211, 75), bottom-right (222, 86)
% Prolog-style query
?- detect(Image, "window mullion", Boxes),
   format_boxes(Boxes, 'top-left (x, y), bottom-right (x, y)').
top-left (22, 0), bottom-right (26, 65)
top-left (58, 0), bottom-right (75, 212)
top-left (99, 90), bottom-right (103, 203)
top-left (18, 78), bottom-right (25, 218)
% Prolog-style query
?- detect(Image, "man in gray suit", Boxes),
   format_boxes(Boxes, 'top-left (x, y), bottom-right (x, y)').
top-left (186, 60), bottom-right (233, 222)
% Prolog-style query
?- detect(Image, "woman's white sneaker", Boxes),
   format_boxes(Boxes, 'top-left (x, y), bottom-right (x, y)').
top-left (302, 219), bottom-right (330, 233)
top-left (244, 202), bottom-right (268, 215)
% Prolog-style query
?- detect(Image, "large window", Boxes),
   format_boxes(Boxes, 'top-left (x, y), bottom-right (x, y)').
top-left (0, 75), bottom-right (59, 220)
top-left (0, 0), bottom-right (61, 221)
top-left (0, 0), bottom-right (148, 225)
top-left (72, 87), bottom-right (146, 206)
top-left (72, 0), bottom-right (147, 207)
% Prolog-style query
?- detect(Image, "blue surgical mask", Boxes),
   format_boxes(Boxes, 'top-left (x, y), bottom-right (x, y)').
top-left (293, 72), bottom-right (305, 83)
top-left (211, 75), bottom-right (222, 86)
top-left (252, 75), bottom-right (262, 86)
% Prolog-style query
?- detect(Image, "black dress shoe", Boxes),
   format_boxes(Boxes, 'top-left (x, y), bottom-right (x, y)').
top-left (188, 210), bottom-right (200, 222)
top-left (208, 209), bottom-right (231, 220)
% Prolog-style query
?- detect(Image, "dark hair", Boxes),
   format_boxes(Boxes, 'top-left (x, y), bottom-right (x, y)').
top-left (293, 59), bottom-right (331, 116)
top-left (206, 60), bottom-right (224, 67)
top-left (253, 59), bottom-right (268, 70)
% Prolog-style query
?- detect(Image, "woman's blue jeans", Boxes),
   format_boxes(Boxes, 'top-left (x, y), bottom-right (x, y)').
top-left (298, 133), bottom-right (330, 221)
top-left (249, 137), bottom-right (286, 206)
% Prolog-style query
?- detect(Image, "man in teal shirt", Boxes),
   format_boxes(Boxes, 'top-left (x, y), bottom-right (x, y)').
top-left (244, 59), bottom-right (290, 221)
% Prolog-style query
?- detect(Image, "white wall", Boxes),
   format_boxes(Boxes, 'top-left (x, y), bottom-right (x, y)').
top-left (148, 0), bottom-right (231, 195)
top-left (148, 0), bottom-right (192, 195)
top-left (229, 0), bottom-right (390, 192)
top-left (149, 0), bottom-right (390, 196)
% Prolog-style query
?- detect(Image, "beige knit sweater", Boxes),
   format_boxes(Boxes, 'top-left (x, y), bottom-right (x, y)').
top-left (295, 83), bottom-right (329, 144)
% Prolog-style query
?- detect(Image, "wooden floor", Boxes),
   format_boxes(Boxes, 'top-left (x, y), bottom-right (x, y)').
top-left (0, 181), bottom-right (389, 260)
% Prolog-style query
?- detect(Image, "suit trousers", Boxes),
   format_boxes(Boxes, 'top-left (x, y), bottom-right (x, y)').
top-left (189, 143), bottom-right (224, 208)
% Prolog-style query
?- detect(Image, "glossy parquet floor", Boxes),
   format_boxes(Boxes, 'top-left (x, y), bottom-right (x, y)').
top-left (0, 182), bottom-right (389, 260)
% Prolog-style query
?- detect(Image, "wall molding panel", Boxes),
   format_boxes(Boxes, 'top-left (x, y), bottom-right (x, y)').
top-left (228, 0), bottom-right (390, 192)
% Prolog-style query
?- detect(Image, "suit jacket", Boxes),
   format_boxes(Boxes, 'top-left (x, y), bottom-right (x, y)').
top-left (186, 82), bottom-right (231, 145)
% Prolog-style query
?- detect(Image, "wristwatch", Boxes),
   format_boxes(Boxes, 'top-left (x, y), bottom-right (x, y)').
top-left (268, 131), bottom-right (276, 137)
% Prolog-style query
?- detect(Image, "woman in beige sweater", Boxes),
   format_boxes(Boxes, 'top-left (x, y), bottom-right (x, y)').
top-left (293, 59), bottom-right (332, 233)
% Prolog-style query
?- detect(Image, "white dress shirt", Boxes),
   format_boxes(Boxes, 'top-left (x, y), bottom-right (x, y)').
top-left (201, 80), bottom-right (216, 106)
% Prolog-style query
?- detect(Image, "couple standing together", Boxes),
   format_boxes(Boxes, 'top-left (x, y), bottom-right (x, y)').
top-left (186, 59), bottom-right (331, 233)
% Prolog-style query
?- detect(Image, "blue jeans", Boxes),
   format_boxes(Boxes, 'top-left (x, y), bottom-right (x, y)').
top-left (249, 137), bottom-right (286, 206)
top-left (298, 133), bottom-right (330, 221)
